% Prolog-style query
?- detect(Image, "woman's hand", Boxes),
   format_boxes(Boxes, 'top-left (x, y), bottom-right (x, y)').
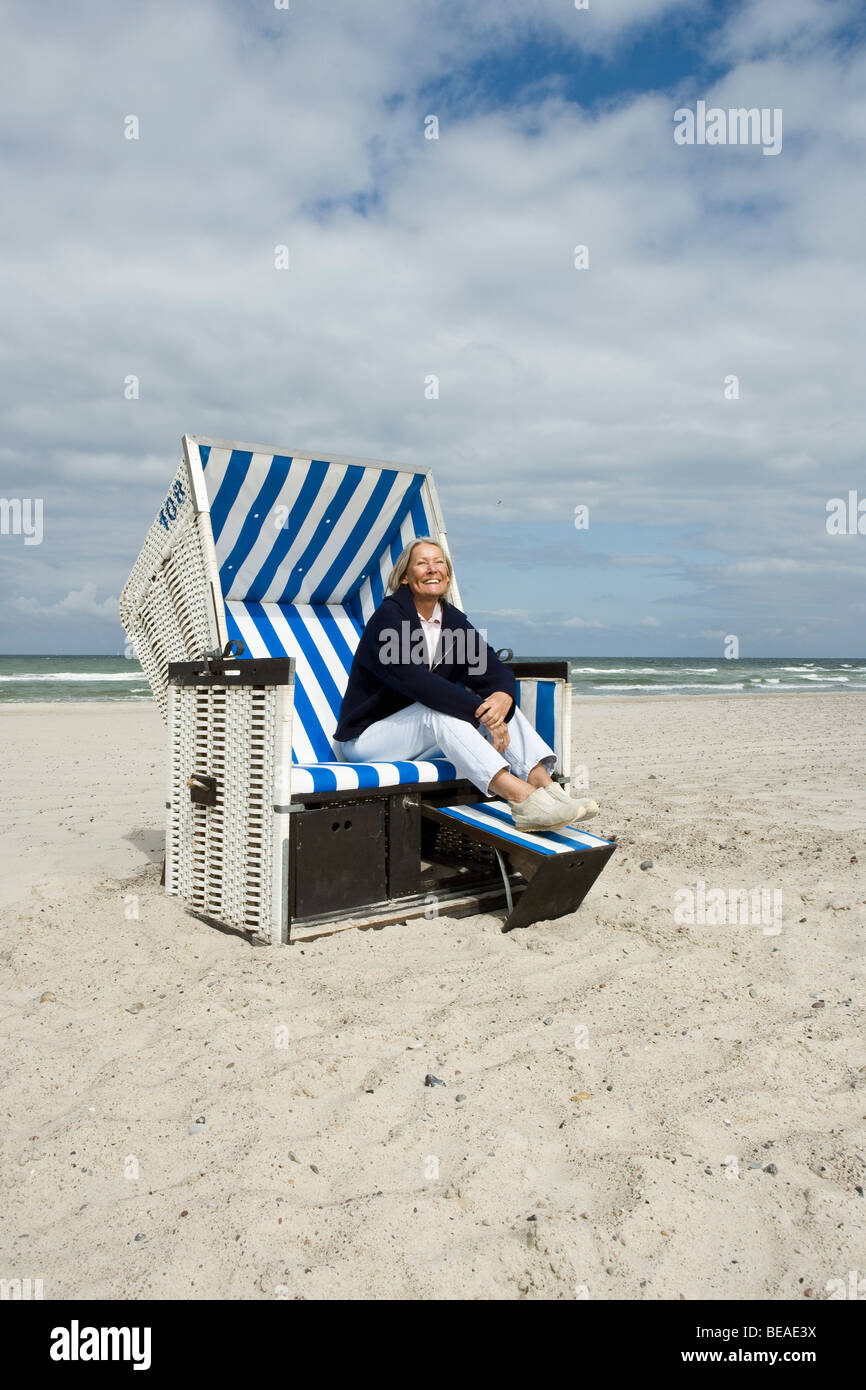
top-left (475, 691), bottom-right (512, 732)
top-left (491, 724), bottom-right (510, 753)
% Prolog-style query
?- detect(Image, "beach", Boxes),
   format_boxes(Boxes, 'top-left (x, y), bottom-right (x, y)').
top-left (0, 692), bottom-right (863, 1300)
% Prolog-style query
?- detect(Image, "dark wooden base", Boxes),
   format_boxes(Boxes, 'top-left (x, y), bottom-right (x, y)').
top-left (281, 784), bottom-right (615, 940)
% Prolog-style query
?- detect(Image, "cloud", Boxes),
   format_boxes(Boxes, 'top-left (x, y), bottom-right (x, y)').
top-left (717, 0), bottom-right (861, 61)
top-left (473, 607), bottom-right (537, 623)
top-left (12, 584), bottom-right (118, 621)
top-left (610, 554), bottom-right (680, 568)
top-left (0, 0), bottom-right (864, 655)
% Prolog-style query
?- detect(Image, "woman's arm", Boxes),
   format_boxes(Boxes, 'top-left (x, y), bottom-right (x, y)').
top-left (356, 609), bottom-right (484, 724)
top-left (462, 630), bottom-right (517, 721)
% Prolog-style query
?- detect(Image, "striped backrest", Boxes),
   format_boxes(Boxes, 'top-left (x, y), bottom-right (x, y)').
top-left (223, 607), bottom-right (566, 767)
top-left (198, 443), bottom-right (446, 763)
top-left (225, 600), bottom-right (361, 762)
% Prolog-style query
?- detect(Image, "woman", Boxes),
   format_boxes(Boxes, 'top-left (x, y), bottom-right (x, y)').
top-left (334, 538), bottom-right (598, 832)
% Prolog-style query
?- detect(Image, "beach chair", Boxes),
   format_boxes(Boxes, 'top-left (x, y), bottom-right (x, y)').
top-left (119, 435), bottom-right (614, 942)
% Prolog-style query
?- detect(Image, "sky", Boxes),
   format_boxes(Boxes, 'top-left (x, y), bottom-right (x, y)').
top-left (0, 0), bottom-right (864, 657)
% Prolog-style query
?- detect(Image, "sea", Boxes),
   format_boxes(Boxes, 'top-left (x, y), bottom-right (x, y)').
top-left (1, 655), bottom-right (864, 703)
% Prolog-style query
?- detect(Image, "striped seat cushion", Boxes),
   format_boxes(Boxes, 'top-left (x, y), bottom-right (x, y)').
top-left (434, 800), bottom-right (613, 856)
top-left (290, 759), bottom-right (458, 795)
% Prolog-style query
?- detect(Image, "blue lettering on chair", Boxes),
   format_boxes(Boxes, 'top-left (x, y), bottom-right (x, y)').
top-left (157, 479), bottom-right (187, 530)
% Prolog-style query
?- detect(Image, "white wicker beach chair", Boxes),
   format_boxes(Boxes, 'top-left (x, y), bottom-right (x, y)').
top-left (120, 435), bottom-right (614, 942)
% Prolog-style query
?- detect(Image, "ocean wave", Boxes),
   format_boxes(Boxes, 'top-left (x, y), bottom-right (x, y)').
top-left (0, 672), bottom-right (143, 682)
top-left (745, 682), bottom-right (799, 690)
top-left (0, 693), bottom-right (153, 702)
top-left (593, 682), bottom-right (746, 691)
top-left (571, 667), bottom-right (717, 675)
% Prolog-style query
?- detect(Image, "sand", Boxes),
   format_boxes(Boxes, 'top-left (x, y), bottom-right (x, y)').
top-left (0, 693), bottom-right (863, 1300)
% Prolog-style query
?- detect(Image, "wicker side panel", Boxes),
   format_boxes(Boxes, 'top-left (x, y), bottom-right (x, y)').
top-left (119, 459), bottom-right (219, 720)
top-left (166, 682), bottom-right (286, 938)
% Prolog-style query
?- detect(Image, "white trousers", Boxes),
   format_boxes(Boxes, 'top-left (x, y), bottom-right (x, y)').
top-left (338, 701), bottom-right (556, 796)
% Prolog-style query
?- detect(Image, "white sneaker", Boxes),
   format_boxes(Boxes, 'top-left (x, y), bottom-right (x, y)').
top-left (544, 781), bottom-right (599, 822)
top-left (508, 786), bottom-right (576, 832)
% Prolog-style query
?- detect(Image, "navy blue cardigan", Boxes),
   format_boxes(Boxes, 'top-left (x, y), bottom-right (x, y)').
top-left (334, 583), bottom-right (516, 742)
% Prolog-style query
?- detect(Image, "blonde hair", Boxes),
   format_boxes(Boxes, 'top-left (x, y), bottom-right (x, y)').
top-left (387, 536), bottom-right (454, 601)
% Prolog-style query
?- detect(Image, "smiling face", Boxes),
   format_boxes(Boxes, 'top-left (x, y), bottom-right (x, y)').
top-left (400, 542), bottom-right (450, 607)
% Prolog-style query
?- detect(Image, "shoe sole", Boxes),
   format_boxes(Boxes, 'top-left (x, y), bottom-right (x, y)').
top-left (511, 817), bottom-right (572, 828)
top-left (510, 811), bottom-right (574, 833)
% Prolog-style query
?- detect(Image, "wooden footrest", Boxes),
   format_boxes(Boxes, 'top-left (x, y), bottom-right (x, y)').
top-left (421, 799), bottom-right (616, 930)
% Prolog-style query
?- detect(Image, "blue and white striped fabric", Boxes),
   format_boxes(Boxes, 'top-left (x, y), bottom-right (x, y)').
top-left (200, 445), bottom-right (453, 789)
top-left (222, 598), bottom-right (458, 791)
top-left (514, 679), bottom-right (559, 753)
top-left (200, 444), bottom-right (437, 614)
top-left (433, 801), bottom-right (613, 856)
top-left (285, 759), bottom-right (458, 796)
top-left (198, 444), bottom-right (559, 792)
